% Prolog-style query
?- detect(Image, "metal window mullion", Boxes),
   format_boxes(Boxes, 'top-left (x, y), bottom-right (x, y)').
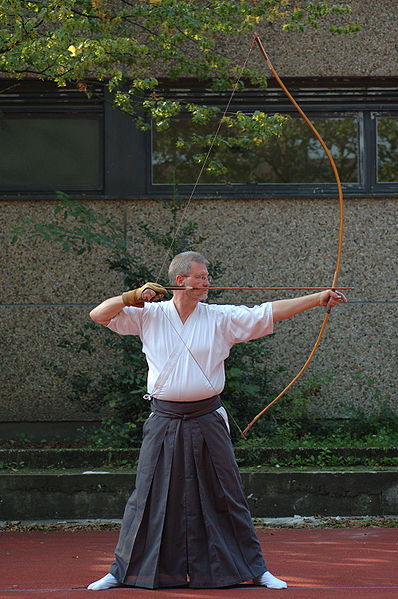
top-left (365, 112), bottom-right (377, 193)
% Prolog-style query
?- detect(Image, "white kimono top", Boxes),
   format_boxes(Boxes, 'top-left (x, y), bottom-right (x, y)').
top-left (107, 299), bottom-right (273, 402)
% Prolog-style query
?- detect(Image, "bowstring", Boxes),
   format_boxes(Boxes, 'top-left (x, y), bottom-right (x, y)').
top-left (155, 41), bottom-right (255, 283)
top-left (152, 42), bottom-right (256, 437)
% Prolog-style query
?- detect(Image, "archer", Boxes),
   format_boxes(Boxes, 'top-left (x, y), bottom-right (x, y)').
top-left (87, 250), bottom-right (346, 591)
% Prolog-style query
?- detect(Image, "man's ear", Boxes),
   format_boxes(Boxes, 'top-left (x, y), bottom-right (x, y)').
top-left (175, 274), bottom-right (185, 286)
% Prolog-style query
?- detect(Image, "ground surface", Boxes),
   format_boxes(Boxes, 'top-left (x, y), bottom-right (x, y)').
top-left (0, 527), bottom-right (397, 598)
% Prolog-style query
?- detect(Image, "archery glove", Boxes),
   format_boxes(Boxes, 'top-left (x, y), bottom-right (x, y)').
top-left (122, 282), bottom-right (168, 308)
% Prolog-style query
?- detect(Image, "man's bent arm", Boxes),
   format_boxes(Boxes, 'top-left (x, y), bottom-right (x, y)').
top-left (272, 290), bottom-right (346, 323)
top-left (90, 296), bottom-right (125, 326)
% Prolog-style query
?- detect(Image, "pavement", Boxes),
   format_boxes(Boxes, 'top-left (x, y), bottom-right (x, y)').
top-left (0, 522), bottom-right (397, 598)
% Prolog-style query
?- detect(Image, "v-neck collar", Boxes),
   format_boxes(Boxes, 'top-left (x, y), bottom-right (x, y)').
top-left (170, 297), bottom-right (200, 327)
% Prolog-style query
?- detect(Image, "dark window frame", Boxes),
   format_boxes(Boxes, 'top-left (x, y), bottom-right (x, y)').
top-left (373, 111), bottom-right (398, 186)
top-left (148, 86), bottom-right (398, 198)
top-left (150, 108), bottom-right (363, 193)
top-left (1, 81), bottom-right (397, 199)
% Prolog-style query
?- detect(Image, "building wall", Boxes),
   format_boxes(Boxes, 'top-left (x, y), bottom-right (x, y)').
top-left (229, 0), bottom-right (397, 79)
top-left (1, 1), bottom-right (397, 438)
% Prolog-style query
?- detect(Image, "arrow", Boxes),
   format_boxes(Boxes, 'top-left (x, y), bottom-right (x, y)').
top-left (164, 286), bottom-right (353, 291)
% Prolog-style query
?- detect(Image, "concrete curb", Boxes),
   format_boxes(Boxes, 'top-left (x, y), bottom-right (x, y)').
top-left (2, 515), bottom-right (397, 531)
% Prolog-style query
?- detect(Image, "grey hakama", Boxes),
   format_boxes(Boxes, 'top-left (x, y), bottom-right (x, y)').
top-left (109, 396), bottom-right (267, 589)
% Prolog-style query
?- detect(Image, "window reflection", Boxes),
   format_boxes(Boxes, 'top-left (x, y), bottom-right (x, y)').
top-left (152, 115), bottom-right (359, 184)
top-left (377, 117), bottom-right (398, 183)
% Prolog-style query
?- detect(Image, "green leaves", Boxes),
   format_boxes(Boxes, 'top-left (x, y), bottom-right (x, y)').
top-left (282, 1), bottom-right (359, 33)
top-left (0, 0), bottom-right (359, 176)
top-left (169, 110), bottom-right (289, 177)
top-left (10, 192), bottom-right (124, 254)
top-left (0, 1), bottom-right (359, 96)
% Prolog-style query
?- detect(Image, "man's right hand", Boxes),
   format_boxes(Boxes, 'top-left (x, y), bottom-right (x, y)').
top-left (122, 282), bottom-right (168, 308)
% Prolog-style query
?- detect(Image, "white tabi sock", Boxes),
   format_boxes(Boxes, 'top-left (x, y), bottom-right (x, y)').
top-left (253, 570), bottom-right (288, 589)
top-left (87, 572), bottom-right (120, 590)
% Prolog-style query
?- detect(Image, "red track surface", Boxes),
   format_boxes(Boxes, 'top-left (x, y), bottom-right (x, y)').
top-left (0, 528), bottom-right (397, 598)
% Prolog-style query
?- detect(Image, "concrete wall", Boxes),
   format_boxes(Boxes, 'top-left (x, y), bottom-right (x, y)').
top-left (1, 1), bottom-right (397, 438)
top-left (1, 470), bottom-right (397, 520)
top-left (239, 0), bottom-right (398, 79)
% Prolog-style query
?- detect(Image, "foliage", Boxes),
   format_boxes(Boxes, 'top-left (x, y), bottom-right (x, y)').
top-left (0, 460), bottom-right (26, 471)
top-left (0, 0), bottom-right (360, 175)
top-left (154, 112), bottom-right (289, 183)
top-left (10, 191), bottom-right (216, 286)
top-left (252, 452), bottom-right (398, 470)
top-left (12, 195), bottom-right (396, 448)
top-left (13, 195), bottom-right (277, 447)
top-left (251, 116), bottom-right (359, 183)
top-left (10, 192), bottom-right (126, 254)
top-left (56, 323), bottom-right (151, 447)
top-left (222, 338), bottom-right (284, 441)
top-left (236, 372), bottom-right (398, 450)
top-left (153, 113), bottom-right (361, 184)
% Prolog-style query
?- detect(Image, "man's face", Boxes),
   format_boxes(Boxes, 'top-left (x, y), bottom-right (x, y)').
top-left (181, 261), bottom-right (210, 301)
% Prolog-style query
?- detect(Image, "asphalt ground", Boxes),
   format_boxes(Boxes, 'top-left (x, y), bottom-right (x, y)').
top-left (0, 526), bottom-right (397, 598)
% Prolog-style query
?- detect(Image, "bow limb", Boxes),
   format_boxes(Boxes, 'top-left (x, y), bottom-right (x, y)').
top-left (241, 35), bottom-right (344, 439)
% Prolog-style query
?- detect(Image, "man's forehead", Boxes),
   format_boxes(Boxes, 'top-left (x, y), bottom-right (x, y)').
top-left (189, 261), bottom-right (208, 272)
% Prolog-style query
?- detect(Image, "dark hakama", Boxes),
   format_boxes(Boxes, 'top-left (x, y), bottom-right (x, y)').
top-left (110, 396), bottom-right (267, 589)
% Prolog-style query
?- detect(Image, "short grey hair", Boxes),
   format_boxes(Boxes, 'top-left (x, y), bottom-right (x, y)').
top-left (168, 251), bottom-right (209, 284)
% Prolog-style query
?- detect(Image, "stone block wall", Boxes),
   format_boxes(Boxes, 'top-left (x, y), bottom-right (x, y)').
top-left (1, 1), bottom-right (397, 438)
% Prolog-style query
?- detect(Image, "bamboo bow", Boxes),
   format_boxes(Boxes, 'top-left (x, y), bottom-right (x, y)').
top-left (240, 35), bottom-right (344, 438)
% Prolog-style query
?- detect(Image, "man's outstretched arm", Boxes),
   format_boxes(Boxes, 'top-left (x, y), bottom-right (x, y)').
top-left (272, 290), bottom-right (347, 323)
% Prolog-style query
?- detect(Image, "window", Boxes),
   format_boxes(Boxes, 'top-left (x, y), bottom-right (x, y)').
top-left (0, 115), bottom-right (102, 190)
top-left (0, 84), bottom-right (104, 193)
top-left (150, 86), bottom-right (398, 198)
top-left (1, 82), bottom-right (397, 198)
top-left (0, 82), bottom-right (148, 199)
top-left (153, 115), bottom-right (359, 185)
top-left (376, 116), bottom-right (398, 183)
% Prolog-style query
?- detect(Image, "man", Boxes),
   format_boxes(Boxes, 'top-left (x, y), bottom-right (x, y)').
top-left (87, 251), bottom-right (347, 591)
